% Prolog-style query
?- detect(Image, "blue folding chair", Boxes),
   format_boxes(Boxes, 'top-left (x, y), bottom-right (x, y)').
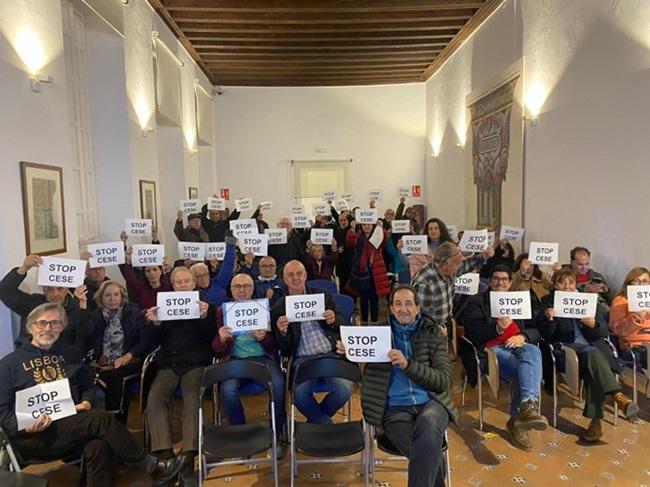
top-left (332, 293), bottom-right (354, 325)
top-left (307, 279), bottom-right (337, 295)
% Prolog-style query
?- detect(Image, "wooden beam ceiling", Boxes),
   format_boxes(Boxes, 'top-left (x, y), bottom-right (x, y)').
top-left (148, 0), bottom-right (503, 86)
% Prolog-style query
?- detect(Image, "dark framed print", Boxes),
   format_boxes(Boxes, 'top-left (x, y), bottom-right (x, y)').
top-left (20, 161), bottom-right (67, 256)
top-left (188, 186), bottom-right (198, 199)
top-left (139, 179), bottom-right (158, 229)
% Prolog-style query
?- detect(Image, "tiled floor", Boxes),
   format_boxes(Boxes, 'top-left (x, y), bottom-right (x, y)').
top-left (24, 360), bottom-right (650, 486)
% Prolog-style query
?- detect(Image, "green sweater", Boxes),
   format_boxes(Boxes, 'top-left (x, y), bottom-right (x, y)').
top-left (361, 316), bottom-right (459, 432)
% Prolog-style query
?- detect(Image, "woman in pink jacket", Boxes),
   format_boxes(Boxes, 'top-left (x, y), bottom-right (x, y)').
top-left (609, 267), bottom-right (650, 354)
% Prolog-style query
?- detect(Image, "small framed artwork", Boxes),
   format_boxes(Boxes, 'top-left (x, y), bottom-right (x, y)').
top-left (188, 187), bottom-right (198, 199)
top-left (139, 180), bottom-right (158, 229)
top-left (20, 161), bottom-right (67, 256)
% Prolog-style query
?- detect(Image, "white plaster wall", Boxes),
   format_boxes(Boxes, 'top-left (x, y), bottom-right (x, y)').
top-left (213, 84), bottom-right (426, 225)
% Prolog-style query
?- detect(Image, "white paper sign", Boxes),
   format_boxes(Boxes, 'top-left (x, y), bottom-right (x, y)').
top-left (397, 186), bottom-right (410, 198)
top-left (500, 225), bottom-right (525, 241)
top-left (355, 208), bottom-right (378, 224)
top-left (323, 190), bottom-right (337, 201)
top-left (340, 326), bottom-right (392, 363)
top-left (260, 201), bottom-right (273, 211)
top-left (15, 379), bottom-right (77, 431)
top-left (490, 291), bottom-right (532, 320)
top-left (285, 293), bottom-right (325, 322)
top-left (131, 244), bottom-right (164, 267)
top-left (341, 193), bottom-right (353, 203)
top-left (156, 291), bottom-right (200, 321)
top-left (529, 242), bottom-right (559, 265)
top-left (487, 231), bottom-right (496, 248)
top-left (311, 228), bottom-right (333, 245)
top-left (230, 219), bottom-right (258, 238)
top-left (312, 202), bottom-right (329, 216)
top-left (401, 235), bottom-right (428, 255)
top-left (239, 234), bottom-right (269, 256)
top-left (266, 228), bottom-right (288, 245)
top-left (369, 225), bottom-right (384, 249)
top-left (459, 229), bottom-right (488, 253)
top-left (334, 199), bottom-right (349, 212)
top-left (207, 197), bottom-right (226, 211)
top-left (38, 257), bottom-right (87, 288)
top-left (291, 214), bottom-right (310, 229)
top-left (178, 242), bottom-right (205, 261)
top-left (391, 220), bottom-right (410, 234)
top-left (291, 205), bottom-right (304, 215)
top-left (447, 224), bottom-right (458, 241)
top-left (235, 197), bottom-right (253, 213)
top-left (125, 218), bottom-right (152, 237)
top-left (180, 199), bottom-right (201, 214)
top-left (205, 242), bottom-right (226, 261)
top-left (627, 285), bottom-right (650, 312)
top-left (553, 291), bottom-right (598, 319)
top-left (368, 189), bottom-right (383, 202)
top-left (454, 273), bottom-right (480, 295)
top-left (223, 299), bottom-right (270, 333)
top-left (87, 242), bottom-right (125, 268)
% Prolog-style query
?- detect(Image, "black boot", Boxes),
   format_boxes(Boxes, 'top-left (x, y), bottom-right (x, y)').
top-left (146, 454), bottom-right (184, 487)
top-left (178, 451), bottom-right (198, 487)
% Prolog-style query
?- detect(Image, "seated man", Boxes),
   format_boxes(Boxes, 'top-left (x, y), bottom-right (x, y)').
top-left (271, 260), bottom-right (350, 424)
top-left (190, 240), bottom-right (237, 306)
top-left (211, 273), bottom-right (285, 455)
top-left (569, 246), bottom-right (610, 304)
top-left (353, 285), bottom-right (457, 487)
top-left (0, 303), bottom-right (182, 486)
top-left (0, 254), bottom-right (93, 353)
top-left (462, 266), bottom-right (548, 451)
top-left (82, 261), bottom-right (109, 312)
top-left (144, 267), bottom-right (216, 486)
top-left (252, 256), bottom-right (285, 304)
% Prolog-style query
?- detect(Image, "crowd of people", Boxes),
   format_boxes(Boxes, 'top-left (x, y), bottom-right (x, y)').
top-left (0, 194), bottom-right (647, 487)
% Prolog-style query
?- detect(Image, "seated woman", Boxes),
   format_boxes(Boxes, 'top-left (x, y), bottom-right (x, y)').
top-left (121, 253), bottom-right (172, 311)
top-left (511, 253), bottom-right (554, 318)
top-left (538, 268), bottom-right (638, 442)
top-left (609, 267), bottom-right (650, 361)
top-left (89, 281), bottom-right (154, 424)
top-left (211, 273), bottom-right (286, 455)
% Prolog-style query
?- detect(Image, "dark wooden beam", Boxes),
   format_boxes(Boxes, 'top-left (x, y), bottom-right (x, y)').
top-left (214, 78), bottom-right (422, 87)
top-left (199, 51), bottom-right (441, 59)
top-left (186, 29), bottom-right (460, 41)
top-left (193, 40), bottom-right (449, 49)
top-left (177, 21), bottom-right (470, 33)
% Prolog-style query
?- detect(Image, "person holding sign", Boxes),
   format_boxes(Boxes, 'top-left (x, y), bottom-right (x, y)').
top-left (0, 303), bottom-right (184, 486)
top-left (271, 260), bottom-right (351, 424)
top-left (406, 217), bottom-right (454, 279)
top-left (268, 218), bottom-right (305, 273)
top-left (80, 253), bottom-right (110, 312)
top-left (352, 285), bottom-right (457, 487)
top-left (200, 198), bottom-right (241, 243)
top-left (346, 222), bottom-right (390, 323)
top-left (88, 281), bottom-right (154, 425)
top-left (174, 212), bottom-right (209, 243)
top-left (144, 267), bottom-right (216, 485)
top-left (190, 239), bottom-right (237, 306)
top-left (569, 246), bottom-right (611, 304)
top-left (211, 274), bottom-right (286, 455)
top-left (0, 254), bottom-right (94, 354)
top-left (395, 196), bottom-right (421, 235)
top-left (302, 242), bottom-right (338, 282)
top-left (479, 240), bottom-right (515, 279)
top-left (121, 248), bottom-right (172, 311)
top-left (511, 253), bottom-right (554, 318)
top-left (461, 266), bottom-right (547, 451)
top-left (539, 269), bottom-right (638, 442)
top-left (609, 267), bottom-right (650, 351)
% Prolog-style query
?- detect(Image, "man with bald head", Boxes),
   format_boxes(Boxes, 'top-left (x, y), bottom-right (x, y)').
top-left (252, 256), bottom-right (285, 304)
top-left (271, 260), bottom-right (350, 424)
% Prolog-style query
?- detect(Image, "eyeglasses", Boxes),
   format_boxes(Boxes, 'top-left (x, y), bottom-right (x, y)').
top-left (32, 320), bottom-right (63, 331)
top-left (491, 277), bottom-right (511, 283)
top-left (231, 284), bottom-right (254, 290)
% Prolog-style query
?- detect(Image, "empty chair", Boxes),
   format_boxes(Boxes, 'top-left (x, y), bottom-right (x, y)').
top-left (306, 279), bottom-right (338, 295)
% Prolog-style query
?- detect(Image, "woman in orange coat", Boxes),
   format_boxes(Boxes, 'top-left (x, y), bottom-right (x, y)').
top-left (609, 267), bottom-right (650, 355)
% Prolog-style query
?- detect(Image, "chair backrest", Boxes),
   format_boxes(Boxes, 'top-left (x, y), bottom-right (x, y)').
top-left (201, 360), bottom-right (273, 398)
top-left (293, 357), bottom-right (361, 388)
top-left (332, 293), bottom-right (354, 324)
top-left (307, 279), bottom-right (337, 295)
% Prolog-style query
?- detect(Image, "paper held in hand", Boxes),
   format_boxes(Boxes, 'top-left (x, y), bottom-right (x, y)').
top-left (87, 242), bottom-right (125, 268)
top-left (454, 273), bottom-right (480, 295)
top-left (38, 257), bottom-right (87, 288)
top-left (553, 291), bottom-right (598, 319)
top-left (156, 291), bottom-right (200, 321)
top-left (458, 229), bottom-right (488, 253)
top-left (490, 291), bottom-right (532, 320)
top-left (627, 285), bottom-right (650, 312)
top-left (223, 299), bottom-right (270, 334)
top-left (340, 326), bottom-right (391, 363)
top-left (15, 379), bottom-right (77, 431)
top-left (285, 294), bottom-right (325, 322)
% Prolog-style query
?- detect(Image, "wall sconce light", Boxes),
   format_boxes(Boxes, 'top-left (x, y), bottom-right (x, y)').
top-left (524, 115), bottom-right (538, 127)
top-left (29, 74), bottom-right (54, 93)
top-left (430, 153), bottom-right (439, 160)
top-left (141, 127), bottom-right (154, 137)
top-left (120, 0), bottom-right (129, 4)
top-left (456, 143), bottom-right (465, 151)
top-left (189, 147), bottom-right (198, 155)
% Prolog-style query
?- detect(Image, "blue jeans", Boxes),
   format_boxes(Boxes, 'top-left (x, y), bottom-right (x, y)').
top-left (220, 357), bottom-right (286, 430)
top-left (292, 355), bottom-right (353, 424)
top-left (491, 343), bottom-right (542, 416)
top-left (383, 399), bottom-right (449, 487)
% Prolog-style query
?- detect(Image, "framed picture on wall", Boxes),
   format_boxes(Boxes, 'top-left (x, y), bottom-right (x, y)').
top-left (188, 187), bottom-right (198, 199)
top-left (20, 161), bottom-right (67, 256)
top-left (139, 180), bottom-right (158, 230)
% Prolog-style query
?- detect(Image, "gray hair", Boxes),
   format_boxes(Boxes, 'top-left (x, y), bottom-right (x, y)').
top-left (433, 241), bottom-right (460, 265)
top-left (26, 303), bottom-right (68, 331)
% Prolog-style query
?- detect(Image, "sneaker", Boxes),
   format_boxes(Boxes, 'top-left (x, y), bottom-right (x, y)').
top-left (614, 392), bottom-right (640, 423)
top-left (514, 399), bottom-right (548, 431)
top-left (149, 455), bottom-right (184, 487)
top-left (581, 418), bottom-right (602, 443)
top-left (507, 417), bottom-right (532, 451)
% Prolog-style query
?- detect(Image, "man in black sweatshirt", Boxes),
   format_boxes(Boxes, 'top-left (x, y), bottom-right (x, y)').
top-left (0, 302), bottom-right (182, 486)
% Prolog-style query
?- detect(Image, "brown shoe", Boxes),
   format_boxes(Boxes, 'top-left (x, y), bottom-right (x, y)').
top-left (507, 417), bottom-right (532, 451)
top-left (614, 392), bottom-right (640, 422)
top-left (514, 399), bottom-right (548, 431)
top-left (582, 418), bottom-right (602, 443)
